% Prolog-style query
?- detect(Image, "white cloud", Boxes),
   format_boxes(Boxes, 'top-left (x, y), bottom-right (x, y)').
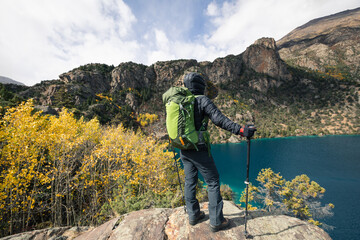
top-left (0, 0), bottom-right (139, 86)
top-left (204, 0), bottom-right (360, 58)
top-left (0, 0), bottom-right (359, 86)
top-left (146, 29), bottom-right (173, 63)
top-left (206, 2), bottom-right (220, 17)
top-left (154, 29), bottom-right (170, 50)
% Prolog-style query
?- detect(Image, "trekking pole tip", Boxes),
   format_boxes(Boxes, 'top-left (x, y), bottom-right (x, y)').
top-left (244, 231), bottom-right (253, 239)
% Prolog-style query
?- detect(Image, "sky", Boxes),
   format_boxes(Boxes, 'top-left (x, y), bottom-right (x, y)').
top-left (0, 0), bottom-right (359, 86)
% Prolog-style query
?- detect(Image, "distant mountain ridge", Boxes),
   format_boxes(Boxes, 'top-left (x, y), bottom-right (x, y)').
top-left (278, 7), bottom-right (360, 43)
top-left (277, 7), bottom-right (360, 78)
top-left (0, 76), bottom-right (25, 86)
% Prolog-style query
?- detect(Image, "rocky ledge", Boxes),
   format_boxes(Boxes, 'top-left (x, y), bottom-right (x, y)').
top-left (1, 201), bottom-right (331, 240)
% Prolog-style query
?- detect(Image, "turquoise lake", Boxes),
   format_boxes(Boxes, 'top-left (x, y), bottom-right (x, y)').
top-left (209, 135), bottom-right (360, 240)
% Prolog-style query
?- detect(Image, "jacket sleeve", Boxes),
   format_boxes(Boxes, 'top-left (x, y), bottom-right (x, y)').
top-left (201, 96), bottom-right (242, 135)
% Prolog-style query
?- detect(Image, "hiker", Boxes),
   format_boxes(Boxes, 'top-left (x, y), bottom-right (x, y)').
top-left (180, 72), bottom-right (256, 232)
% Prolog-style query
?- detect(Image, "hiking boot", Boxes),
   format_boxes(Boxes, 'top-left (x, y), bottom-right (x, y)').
top-left (209, 218), bottom-right (230, 232)
top-left (189, 211), bottom-right (205, 226)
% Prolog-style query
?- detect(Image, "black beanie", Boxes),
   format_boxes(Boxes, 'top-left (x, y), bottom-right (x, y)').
top-left (183, 72), bottom-right (205, 95)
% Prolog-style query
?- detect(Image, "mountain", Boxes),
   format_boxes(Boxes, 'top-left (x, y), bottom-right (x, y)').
top-left (277, 7), bottom-right (360, 80)
top-left (0, 78), bottom-right (27, 107)
top-left (1, 10), bottom-right (359, 141)
top-left (0, 76), bottom-right (25, 86)
top-left (13, 38), bottom-right (296, 134)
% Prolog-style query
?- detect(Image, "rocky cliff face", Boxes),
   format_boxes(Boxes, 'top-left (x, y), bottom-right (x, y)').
top-left (12, 37), bottom-right (284, 120)
top-left (111, 62), bottom-right (150, 91)
top-left (59, 68), bottom-right (112, 93)
top-left (242, 38), bottom-right (291, 93)
top-left (22, 36), bottom-right (290, 109)
top-left (6, 8), bottom-right (358, 140)
top-left (243, 38), bottom-right (291, 80)
top-left (1, 201), bottom-right (332, 240)
top-left (277, 7), bottom-right (360, 77)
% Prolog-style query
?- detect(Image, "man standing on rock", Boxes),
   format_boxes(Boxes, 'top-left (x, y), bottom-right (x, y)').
top-left (180, 72), bottom-right (256, 232)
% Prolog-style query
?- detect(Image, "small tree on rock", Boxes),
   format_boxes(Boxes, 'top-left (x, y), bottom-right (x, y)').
top-left (240, 168), bottom-right (334, 227)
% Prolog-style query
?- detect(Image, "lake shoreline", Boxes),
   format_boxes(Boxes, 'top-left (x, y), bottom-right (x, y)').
top-left (214, 133), bottom-right (360, 145)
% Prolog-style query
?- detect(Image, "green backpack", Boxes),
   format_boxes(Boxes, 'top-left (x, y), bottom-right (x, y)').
top-left (162, 86), bottom-right (210, 150)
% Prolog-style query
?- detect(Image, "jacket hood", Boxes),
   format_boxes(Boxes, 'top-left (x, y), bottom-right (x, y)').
top-left (183, 72), bottom-right (205, 95)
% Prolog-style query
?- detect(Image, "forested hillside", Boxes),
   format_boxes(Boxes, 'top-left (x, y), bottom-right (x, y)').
top-left (1, 36), bottom-right (359, 143)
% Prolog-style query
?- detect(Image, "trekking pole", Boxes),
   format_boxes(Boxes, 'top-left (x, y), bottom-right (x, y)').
top-left (169, 140), bottom-right (187, 213)
top-left (244, 136), bottom-right (252, 239)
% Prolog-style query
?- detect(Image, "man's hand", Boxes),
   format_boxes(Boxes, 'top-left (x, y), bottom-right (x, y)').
top-left (240, 125), bottom-right (257, 138)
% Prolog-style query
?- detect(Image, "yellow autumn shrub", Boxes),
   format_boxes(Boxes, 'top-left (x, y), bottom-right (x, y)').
top-left (240, 168), bottom-right (334, 226)
top-left (0, 100), bottom-right (50, 234)
top-left (136, 113), bottom-right (158, 127)
top-left (0, 100), bottom-right (183, 237)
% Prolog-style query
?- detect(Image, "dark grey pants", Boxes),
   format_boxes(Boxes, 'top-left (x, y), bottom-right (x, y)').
top-left (180, 149), bottom-right (224, 226)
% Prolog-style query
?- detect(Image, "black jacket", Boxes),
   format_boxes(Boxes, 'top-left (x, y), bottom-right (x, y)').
top-left (183, 72), bottom-right (241, 135)
top-left (194, 95), bottom-right (241, 135)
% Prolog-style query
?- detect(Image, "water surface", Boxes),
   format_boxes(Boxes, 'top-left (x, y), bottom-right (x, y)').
top-left (210, 135), bottom-right (360, 240)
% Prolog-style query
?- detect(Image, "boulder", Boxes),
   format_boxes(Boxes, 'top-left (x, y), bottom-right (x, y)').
top-left (1, 201), bottom-right (332, 240)
top-left (74, 218), bottom-right (118, 240)
top-left (163, 201), bottom-right (331, 240)
top-left (109, 208), bottom-right (172, 240)
top-left (0, 226), bottom-right (89, 240)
